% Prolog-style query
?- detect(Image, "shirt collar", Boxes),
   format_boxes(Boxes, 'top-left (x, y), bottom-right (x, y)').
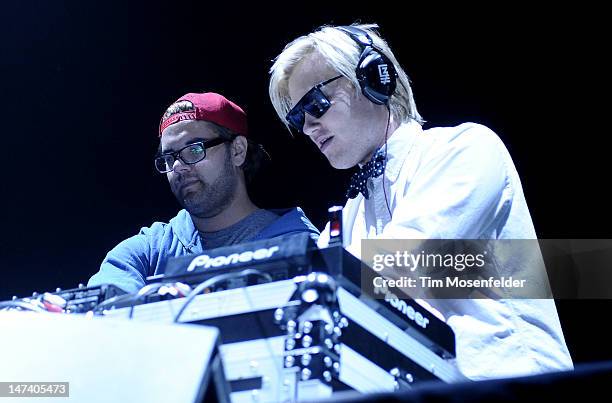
top-left (380, 120), bottom-right (422, 182)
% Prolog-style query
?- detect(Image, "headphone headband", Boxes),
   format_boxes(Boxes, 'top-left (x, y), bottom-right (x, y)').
top-left (337, 26), bottom-right (374, 49)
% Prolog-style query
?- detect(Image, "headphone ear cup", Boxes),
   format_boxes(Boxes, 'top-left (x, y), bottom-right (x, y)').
top-left (356, 47), bottom-right (398, 105)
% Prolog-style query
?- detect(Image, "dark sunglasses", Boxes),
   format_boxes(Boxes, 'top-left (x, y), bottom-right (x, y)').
top-left (286, 75), bottom-right (343, 132)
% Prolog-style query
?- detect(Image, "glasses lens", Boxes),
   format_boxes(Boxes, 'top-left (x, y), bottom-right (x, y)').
top-left (154, 155), bottom-right (174, 173)
top-left (302, 88), bottom-right (331, 118)
top-left (180, 143), bottom-right (206, 164)
top-left (286, 87), bottom-right (332, 132)
top-left (286, 105), bottom-right (305, 132)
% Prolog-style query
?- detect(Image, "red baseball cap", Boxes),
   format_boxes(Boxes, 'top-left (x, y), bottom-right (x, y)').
top-left (159, 92), bottom-right (248, 137)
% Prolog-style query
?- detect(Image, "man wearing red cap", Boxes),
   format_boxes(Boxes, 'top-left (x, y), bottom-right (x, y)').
top-left (88, 92), bottom-right (319, 293)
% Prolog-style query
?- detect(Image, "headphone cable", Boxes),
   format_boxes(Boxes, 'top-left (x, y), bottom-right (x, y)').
top-left (382, 106), bottom-right (392, 218)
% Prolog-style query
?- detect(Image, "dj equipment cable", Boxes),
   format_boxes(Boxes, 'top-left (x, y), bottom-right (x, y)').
top-left (173, 268), bottom-right (272, 323)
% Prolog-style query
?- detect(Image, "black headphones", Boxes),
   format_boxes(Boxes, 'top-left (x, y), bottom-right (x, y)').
top-left (337, 26), bottom-right (398, 106)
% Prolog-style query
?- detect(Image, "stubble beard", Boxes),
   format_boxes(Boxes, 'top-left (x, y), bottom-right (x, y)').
top-left (174, 151), bottom-right (238, 219)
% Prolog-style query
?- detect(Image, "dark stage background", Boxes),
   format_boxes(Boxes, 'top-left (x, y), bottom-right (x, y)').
top-left (1, 2), bottom-right (608, 365)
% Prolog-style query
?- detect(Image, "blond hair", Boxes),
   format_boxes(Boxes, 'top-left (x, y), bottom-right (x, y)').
top-left (269, 23), bottom-right (423, 132)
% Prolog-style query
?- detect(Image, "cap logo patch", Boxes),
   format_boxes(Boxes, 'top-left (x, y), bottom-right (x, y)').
top-left (162, 100), bottom-right (195, 122)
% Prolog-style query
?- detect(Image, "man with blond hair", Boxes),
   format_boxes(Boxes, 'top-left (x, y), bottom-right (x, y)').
top-left (268, 23), bottom-right (573, 380)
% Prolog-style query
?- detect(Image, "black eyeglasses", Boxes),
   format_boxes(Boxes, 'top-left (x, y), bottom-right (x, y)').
top-left (154, 138), bottom-right (229, 173)
top-left (286, 75), bottom-right (343, 133)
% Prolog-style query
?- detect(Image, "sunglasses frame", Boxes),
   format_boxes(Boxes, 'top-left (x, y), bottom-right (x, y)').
top-left (286, 75), bottom-right (343, 132)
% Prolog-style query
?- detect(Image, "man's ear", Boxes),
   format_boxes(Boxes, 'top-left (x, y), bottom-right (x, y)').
top-left (230, 135), bottom-right (248, 167)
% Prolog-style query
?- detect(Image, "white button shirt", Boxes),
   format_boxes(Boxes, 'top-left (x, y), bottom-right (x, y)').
top-left (318, 121), bottom-right (573, 380)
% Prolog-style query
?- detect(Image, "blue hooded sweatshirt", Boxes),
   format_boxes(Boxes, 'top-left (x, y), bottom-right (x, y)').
top-left (88, 207), bottom-right (319, 293)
